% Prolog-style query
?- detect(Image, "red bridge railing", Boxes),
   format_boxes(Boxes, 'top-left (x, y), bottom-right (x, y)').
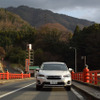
top-left (0, 71), bottom-right (31, 80)
top-left (71, 68), bottom-right (100, 85)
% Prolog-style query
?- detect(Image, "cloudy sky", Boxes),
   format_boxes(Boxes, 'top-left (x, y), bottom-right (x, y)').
top-left (0, 0), bottom-right (100, 23)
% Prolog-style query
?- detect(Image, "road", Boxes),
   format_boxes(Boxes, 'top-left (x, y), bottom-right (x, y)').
top-left (0, 78), bottom-right (84, 100)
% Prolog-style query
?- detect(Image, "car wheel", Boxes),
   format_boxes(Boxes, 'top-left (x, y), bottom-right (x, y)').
top-left (36, 84), bottom-right (43, 90)
top-left (65, 86), bottom-right (71, 91)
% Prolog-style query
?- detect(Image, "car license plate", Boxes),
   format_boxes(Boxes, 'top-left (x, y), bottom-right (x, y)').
top-left (50, 81), bottom-right (57, 84)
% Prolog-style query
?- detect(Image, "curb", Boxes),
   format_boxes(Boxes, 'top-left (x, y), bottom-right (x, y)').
top-left (73, 80), bottom-right (100, 90)
top-left (72, 81), bottom-right (100, 100)
top-left (0, 77), bottom-right (35, 84)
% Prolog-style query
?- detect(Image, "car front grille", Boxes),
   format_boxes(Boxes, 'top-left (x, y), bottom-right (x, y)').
top-left (47, 76), bottom-right (61, 80)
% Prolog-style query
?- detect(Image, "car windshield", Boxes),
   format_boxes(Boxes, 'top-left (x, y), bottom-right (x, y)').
top-left (41, 63), bottom-right (68, 71)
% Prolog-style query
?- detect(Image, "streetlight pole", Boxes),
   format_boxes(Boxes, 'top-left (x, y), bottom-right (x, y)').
top-left (70, 47), bottom-right (77, 72)
top-left (81, 56), bottom-right (86, 67)
top-left (75, 48), bottom-right (77, 72)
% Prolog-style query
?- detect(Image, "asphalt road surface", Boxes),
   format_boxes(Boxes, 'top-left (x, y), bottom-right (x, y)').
top-left (0, 78), bottom-right (84, 100)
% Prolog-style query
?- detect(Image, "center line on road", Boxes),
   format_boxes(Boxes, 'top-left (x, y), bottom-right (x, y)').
top-left (0, 82), bottom-right (36, 99)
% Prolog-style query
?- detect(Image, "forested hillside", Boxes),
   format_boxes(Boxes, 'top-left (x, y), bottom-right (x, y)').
top-left (6, 6), bottom-right (94, 32)
top-left (71, 24), bottom-right (100, 70)
top-left (0, 8), bottom-right (99, 71)
top-left (0, 8), bottom-right (32, 31)
top-left (0, 8), bottom-right (72, 70)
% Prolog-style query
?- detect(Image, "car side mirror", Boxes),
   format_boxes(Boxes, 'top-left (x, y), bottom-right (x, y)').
top-left (69, 68), bottom-right (73, 72)
top-left (36, 68), bottom-right (40, 72)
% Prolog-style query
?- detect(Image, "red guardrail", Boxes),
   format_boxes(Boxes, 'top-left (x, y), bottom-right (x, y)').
top-left (0, 71), bottom-right (31, 80)
top-left (71, 68), bottom-right (100, 85)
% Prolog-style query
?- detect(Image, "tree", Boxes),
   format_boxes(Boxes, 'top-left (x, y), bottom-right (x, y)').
top-left (70, 23), bottom-right (100, 70)
top-left (34, 49), bottom-right (44, 65)
top-left (73, 25), bottom-right (80, 37)
top-left (0, 46), bottom-right (5, 60)
top-left (7, 47), bottom-right (26, 65)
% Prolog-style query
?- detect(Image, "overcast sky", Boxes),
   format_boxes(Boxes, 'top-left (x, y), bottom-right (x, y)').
top-left (0, 0), bottom-right (100, 23)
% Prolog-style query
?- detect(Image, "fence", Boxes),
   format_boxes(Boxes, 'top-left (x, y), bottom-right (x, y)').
top-left (0, 71), bottom-right (31, 80)
top-left (71, 68), bottom-right (100, 85)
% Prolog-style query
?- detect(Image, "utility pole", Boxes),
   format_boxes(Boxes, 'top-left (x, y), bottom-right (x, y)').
top-left (81, 56), bottom-right (86, 67)
top-left (70, 47), bottom-right (77, 72)
top-left (75, 48), bottom-right (77, 72)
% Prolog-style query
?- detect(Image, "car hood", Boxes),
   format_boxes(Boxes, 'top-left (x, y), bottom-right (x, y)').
top-left (39, 70), bottom-right (70, 76)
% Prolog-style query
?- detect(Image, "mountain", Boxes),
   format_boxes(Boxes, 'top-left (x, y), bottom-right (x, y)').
top-left (6, 6), bottom-right (94, 32)
top-left (0, 8), bottom-right (32, 31)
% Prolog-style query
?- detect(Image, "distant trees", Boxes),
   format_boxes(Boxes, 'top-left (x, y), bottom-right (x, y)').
top-left (0, 8), bottom-right (32, 31)
top-left (0, 10), bottom-right (100, 71)
top-left (71, 24), bottom-right (100, 70)
top-left (0, 8), bottom-right (74, 69)
top-left (0, 46), bottom-right (5, 60)
top-left (73, 25), bottom-right (80, 37)
top-left (6, 47), bottom-right (26, 65)
top-left (34, 49), bottom-right (44, 65)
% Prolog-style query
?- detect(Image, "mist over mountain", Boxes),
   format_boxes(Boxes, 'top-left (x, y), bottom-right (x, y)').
top-left (6, 6), bottom-right (94, 32)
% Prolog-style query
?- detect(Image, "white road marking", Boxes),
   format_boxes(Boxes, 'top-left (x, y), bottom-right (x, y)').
top-left (71, 88), bottom-right (85, 100)
top-left (0, 82), bottom-right (36, 99)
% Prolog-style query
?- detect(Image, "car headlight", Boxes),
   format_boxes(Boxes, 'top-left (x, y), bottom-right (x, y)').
top-left (63, 74), bottom-right (71, 77)
top-left (38, 74), bottom-right (45, 77)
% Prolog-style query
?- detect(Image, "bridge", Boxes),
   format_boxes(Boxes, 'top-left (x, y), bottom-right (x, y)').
top-left (0, 67), bottom-right (100, 100)
top-left (71, 67), bottom-right (100, 100)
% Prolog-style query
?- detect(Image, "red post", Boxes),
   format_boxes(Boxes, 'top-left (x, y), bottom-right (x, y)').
top-left (78, 73), bottom-right (79, 81)
top-left (94, 72), bottom-right (97, 85)
top-left (89, 73), bottom-right (92, 83)
top-left (0, 73), bottom-right (1, 80)
top-left (7, 71), bottom-right (9, 80)
top-left (83, 67), bottom-right (90, 83)
top-left (74, 73), bottom-right (76, 80)
top-left (71, 71), bottom-right (74, 80)
top-left (76, 73), bottom-right (78, 80)
top-left (81, 72), bottom-right (83, 81)
top-left (3, 73), bottom-right (4, 79)
top-left (21, 73), bottom-right (23, 79)
top-left (78, 73), bottom-right (80, 81)
top-left (29, 73), bottom-right (31, 78)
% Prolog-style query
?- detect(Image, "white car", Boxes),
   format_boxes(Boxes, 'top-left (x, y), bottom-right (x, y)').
top-left (36, 62), bottom-right (72, 90)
